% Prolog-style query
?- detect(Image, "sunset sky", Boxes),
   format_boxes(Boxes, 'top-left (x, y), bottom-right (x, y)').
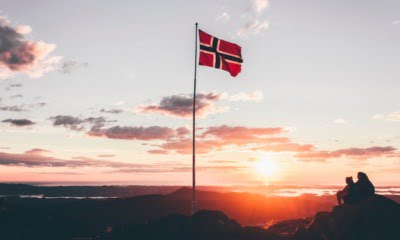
top-left (0, 0), bottom-right (399, 186)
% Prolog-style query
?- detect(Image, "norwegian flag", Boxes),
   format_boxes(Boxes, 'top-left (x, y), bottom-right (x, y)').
top-left (198, 30), bottom-right (243, 77)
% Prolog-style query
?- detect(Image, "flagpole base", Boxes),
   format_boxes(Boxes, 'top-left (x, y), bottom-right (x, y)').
top-left (191, 200), bottom-right (197, 215)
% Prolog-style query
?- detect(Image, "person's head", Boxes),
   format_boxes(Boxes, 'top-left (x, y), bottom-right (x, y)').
top-left (357, 172), bottom-right (369, 181)
top-left (346, 176), bottom-right (354, 185)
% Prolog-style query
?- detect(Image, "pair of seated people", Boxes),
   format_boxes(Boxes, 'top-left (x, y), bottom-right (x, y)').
top-left (336, 172), bottom-right (375, 205)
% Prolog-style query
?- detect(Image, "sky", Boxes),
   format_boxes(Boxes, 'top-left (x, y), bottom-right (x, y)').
top-left (0, 0), bottom-right (399, 186)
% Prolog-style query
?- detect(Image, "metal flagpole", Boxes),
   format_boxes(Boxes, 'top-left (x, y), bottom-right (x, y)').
top-left (192, 22), bottom-right (198, 215)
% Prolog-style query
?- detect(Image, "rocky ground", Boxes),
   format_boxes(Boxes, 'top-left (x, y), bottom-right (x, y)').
top-left (98, 194), bottom-right (400, 240)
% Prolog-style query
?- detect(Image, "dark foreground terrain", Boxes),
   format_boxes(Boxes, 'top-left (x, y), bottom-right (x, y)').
top-left (0, 187), bottom-right (399, 240)
top-left (100, 194), bottom-right (400, 240)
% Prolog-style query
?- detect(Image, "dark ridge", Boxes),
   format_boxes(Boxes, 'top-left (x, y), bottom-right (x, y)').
top-left (295, 194), bottom-right (400, 240)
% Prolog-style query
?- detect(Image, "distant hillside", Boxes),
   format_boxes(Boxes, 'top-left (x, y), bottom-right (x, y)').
top-left (0, 183), bottom-right (180, 197)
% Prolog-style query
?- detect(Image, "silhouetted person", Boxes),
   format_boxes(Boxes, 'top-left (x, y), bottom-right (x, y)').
top-left (355, 172), bottom-right (375, 199)
top-left (336, 176), bottom-right (360, 205)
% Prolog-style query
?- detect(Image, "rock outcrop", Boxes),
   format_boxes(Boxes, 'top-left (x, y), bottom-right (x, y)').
top-left (294, 194), bottom-right (400, 240)
top-left (100, 210), bottom-right (284, 240)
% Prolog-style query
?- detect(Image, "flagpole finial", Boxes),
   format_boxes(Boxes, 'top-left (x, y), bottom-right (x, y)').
top-left (195, 22), bottom-right (198, 26)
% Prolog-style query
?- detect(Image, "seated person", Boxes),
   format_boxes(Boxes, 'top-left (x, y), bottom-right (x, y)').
top-left (336, 176), bottom-right (360, 205)
top-left (355, 172), bottom-right (375, 199)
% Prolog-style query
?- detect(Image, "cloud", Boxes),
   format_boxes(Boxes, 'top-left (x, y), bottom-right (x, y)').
top-left (392, 20), bottom-right (400, 25)
top-left (138, 91), bottom-right (263, 118)
top-left (373, 111), bottom-right (400, 122)
top-left (137, 92), bottom-right (224, 118)
top-left (257, 143), bottom-right (314, 152)
top-left (223, 90), bottom-right (264, 102)
top-left (236, 0), bottom-right (270, 38)
top-left (87, 125), bottom-right (176, 140)
top-left (2, 118), bottom-right (35, 126)
top-left (0, 101), bottom-right (46, 112)
top-left (33, 102), bottom-right (46, 108)
top-left (149, 125), bottom-right (312, 155)
top-left (97, 154), bottom-right (115, 158)
top-left (24, 148), bottom-right (50, 154)
top-left (147, 149), bottom-right (170, 154)
top-left (100, 108), bottom-right (123, 114)
top-left (253, 0), bottom-right (269, 13)
top-left (49, 115), bottom-right (184, 142)
top-left (176, 126), bottom-right (190, 136)
top-left (237, 19), bottom-right (269, 38)
top-left (201, 125), bottom-right (284, 140)
top-left (295, 146), bottom-right (396, 161)
top-left (4, 83), bottom-right (22, 91)
top-left (0, 149), bottom-right (133, 168)
top-left (113, 100), bottom-right (126, 106)
top-left (333, 118), bottom-right (348, 124)
top-left (59, 60), bottom-right (88, 74)
top-left (49, 115), bottom-right (107, 131)
top-left (0, 105), bottom-right (26, 112)
top-left (50, 115), bottom-right (86, 130)
top-left (10, 94), bottom-right (23, 99)
top-left (0, 16), bottom-right (62, 79)
top-left (0, 149), bottom-right (245, 173)
top-left (217, 11), bottom-right (231, 23)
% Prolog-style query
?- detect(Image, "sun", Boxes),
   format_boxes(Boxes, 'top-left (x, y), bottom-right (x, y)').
top-left (253, 156), bottom-right (278, 178)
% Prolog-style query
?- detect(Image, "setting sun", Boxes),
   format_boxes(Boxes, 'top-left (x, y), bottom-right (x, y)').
top-left (253, 156), bottom-right (278, 179)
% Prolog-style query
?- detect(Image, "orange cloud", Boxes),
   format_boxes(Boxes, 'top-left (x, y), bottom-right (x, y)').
top-left (149, 125), bottom-right (311, 155)
top-left (295, 146), bottom-right (396, 161)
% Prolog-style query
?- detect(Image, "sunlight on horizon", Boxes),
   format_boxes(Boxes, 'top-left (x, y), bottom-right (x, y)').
top-left (252, 154), bottom-right (279, 184)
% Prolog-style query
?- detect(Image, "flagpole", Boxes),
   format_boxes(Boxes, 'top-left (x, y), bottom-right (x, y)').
top-left (192, 22), bottom-right (198, 215)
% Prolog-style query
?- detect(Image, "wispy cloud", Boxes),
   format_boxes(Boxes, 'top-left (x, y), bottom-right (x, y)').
top-left (295, 146), bottom-right (396, 161)
top-left (392, 20), bottom-right (400, 25)
top-left (0, 105), bottom-right (26, 112)
top-left (148, 125), bottom-right (310, 155)
top-left (10, 94), bottom-right (23, 99)
top-left (0, 101), bottom-right (45, 112)
top-left (97, 154), bottom-right (115, 158)
top-left (373, 111), bottom-right (400, 122)
top-left (24, 148), bottom-right (50, 154)
top-left (4, 83), bottom-right (22, 91)
top-left (237, 0), bottom-right (270, 38)
top-left (0, 16), bottom-right (62, 79)
top-left (333, 118), bottom-right (348, 124)
top-left (0, 148), bottom-right (246, 173)
top-left (223, 90), bottom-right (264, 102)
top-left (59, 60), bottom-right (88, 74)
top-left (216, 0), bottom-right (270, 38)
top-left (100, 108), bottom-right (123, 114)
top-left (253, 0), bottom-right (269, 13)
top-left (216, 11), bottom-right (230, 23)
top-left (237, 19), bottom-right (269, 38)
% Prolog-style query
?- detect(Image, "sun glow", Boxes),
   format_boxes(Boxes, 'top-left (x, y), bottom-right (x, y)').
top-left (253, 156), bottom-right (278, 179)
